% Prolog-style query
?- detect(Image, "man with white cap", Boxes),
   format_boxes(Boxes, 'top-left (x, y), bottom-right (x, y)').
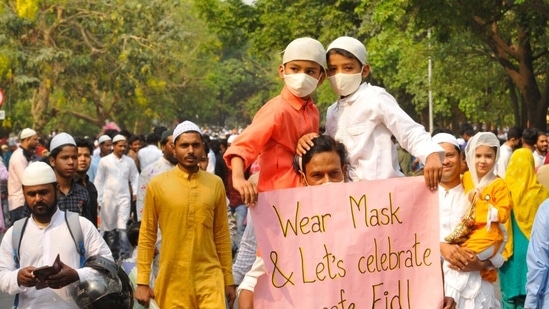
top-left (224, 37), bottom-right (326, 205)
top-left (94, 134), bottom-right (138, 261)
top-left (87, 134), bottom-right (112, 184)
top-left (0, 161), bottom-right (112, 308)
top-left (8, 128), bottom-right (39, 223)
top-left (433, 131), bottom-right (502, 309)
top-left (136, 129), bottom-right (176, 222)
top-left (136, 121), bottom-right (235, 309)
top-left (23, 133), bottom-right (90, 219)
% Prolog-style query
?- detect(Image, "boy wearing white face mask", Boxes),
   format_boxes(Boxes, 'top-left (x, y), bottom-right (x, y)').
top-left (223, 37), bottom-right (326, 205)
top-left (298, 36), bottom-right (444, 190)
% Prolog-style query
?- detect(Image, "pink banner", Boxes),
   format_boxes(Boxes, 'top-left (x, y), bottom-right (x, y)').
top-left (251, 176), bottom-right (443, 308)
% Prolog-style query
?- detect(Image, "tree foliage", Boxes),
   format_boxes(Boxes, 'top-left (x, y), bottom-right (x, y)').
top-left (1, 0), bottom-right (548, 136)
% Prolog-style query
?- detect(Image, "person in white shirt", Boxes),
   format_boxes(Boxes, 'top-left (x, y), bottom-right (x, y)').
top-left (433, 132), bottom-right (503, 309)
top-left (87, 134), bottom-right (112, 184)
top-left (137, 133), bottom-right (162, 170)
top-left (495, 126), bottom-right (522, 178)
top-left (136, 130), bottom-right (177, 222)
top-left (533, 130), bottom-right (548, 169)
top-left (8, 128), bottom-right (39, 222)
top-left (297, 36), bottom-right (443, 190)
top-left (0, 162), bottom-right (112, 309)
top-left (95, 134), bottom-right (139, 261)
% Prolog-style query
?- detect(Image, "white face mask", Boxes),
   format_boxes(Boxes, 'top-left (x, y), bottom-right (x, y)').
top-left (328, 71), bottom-right (363, 97)
top-left (284, 72), bottom-right (319, 98)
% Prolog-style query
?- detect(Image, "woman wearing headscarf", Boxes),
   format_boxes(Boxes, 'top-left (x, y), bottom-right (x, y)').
top-left (500, 147), bottom-right (549, 308)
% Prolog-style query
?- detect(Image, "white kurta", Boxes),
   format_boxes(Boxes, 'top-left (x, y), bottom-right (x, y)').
top-left (325, 82), bottom-right (443, 181)
top-left (495, 144), bottom-right (513, 178)
top-left (7, 148), bottom-right (28, 210)
top-left (95, 153), bottom-right (138, 231)
top-left (0, 209), bottom-right (113, 309)
top-left (136, 157), bottom-right (175, 222)
top-left (137, 145), bottom-right (162, 170)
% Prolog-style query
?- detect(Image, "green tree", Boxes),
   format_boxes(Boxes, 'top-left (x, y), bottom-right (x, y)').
top-left (0, 0), bottom-right (223, 135)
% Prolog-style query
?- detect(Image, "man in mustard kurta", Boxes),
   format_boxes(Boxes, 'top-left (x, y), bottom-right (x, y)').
top-left (135, 121), bottom-right (236, 308)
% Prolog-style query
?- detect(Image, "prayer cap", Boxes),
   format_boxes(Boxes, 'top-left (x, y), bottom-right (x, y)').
top-left (112, 134), bottom-right (126, 143)
top-left (432, 133), bottom-right (460, 149)
top-left (20, 128), bottom-right (37, 140)
top-left (227, 134), bottom-right (238, 144)
top-left (173, 121), bottom-right (202, 141)
top-left (22, 162), bottom-right (57, 186)
top-left (98, 135), bottom-right (111, 144)
top-left (282, 38), bottom-right (327, 68)
top-left (327, 36), bottom-right (367, 65)
top-left (49, 132), bottom-right (76, 152)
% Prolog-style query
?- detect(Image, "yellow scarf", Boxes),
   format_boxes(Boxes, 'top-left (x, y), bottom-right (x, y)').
top-left (503, 148), bottom-right (549, 259)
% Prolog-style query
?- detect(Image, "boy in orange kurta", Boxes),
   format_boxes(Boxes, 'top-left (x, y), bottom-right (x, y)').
top-left (223, 37), bottom-right (326, 204)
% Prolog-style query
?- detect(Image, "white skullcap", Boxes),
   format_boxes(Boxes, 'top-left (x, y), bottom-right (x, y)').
top-left (432, 133), bottom-right (460, 149)
top-left (327, 36), bottom-right (367, 65)
top-left (112, 134), bottom-right (126, 143)
top-left (173, 121), bottom-right (202, 141)
top-left (227, 134), bottom-right (238, 144)
top-left (49, 132), bottom-right (76, 152)
top-left (456, 138), bottom-right (466, 148)
top-left (20, 128), bottom-right (37, 140)
top-left (282, 37), bottom-right (327, 68)
top-left (97, 135), bottom-right (111, 144)
top-left (22, 162), bottom-right (57, 186)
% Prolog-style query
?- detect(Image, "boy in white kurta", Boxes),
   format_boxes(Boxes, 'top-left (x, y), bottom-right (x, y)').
top-left (95, 134), bottom-right (138, 260)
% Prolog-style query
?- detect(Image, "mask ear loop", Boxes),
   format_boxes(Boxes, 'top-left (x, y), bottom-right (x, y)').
top-left (296, 156), bottom-right (310, 186)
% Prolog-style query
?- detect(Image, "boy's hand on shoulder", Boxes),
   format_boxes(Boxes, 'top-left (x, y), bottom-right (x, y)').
top-left (424, 153), bottom-right (442, 190)
top-left (296, 133), bottom-right (319, 156)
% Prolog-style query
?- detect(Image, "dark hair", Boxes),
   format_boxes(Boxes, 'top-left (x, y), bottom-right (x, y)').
top-left (203, 136), bottom-right (210, 154)
top-left (219, 139), bottom-right (228, 149)
top-left (145, 133), bottom-right (160, 145)
top-left (103, 129), bottom-right (119, 139)
top-left (507, 126), bottom-right (522, 140)
top-left (209, 139), bottom-right (221, 154)
top-left (153, 125), bottom-right (167, 138)
top-left (327, 48), bottom-right (364, 66)
top-left (522, 128), bottom-right (539, 146)
top-left (127, 221), bottom-right (141, 248)
top-left (128, 135), bottom-right (141, 145)
top-left (432, 128), bottom-right (454, 136)
top-left (75, 137), bottom-right (93, 154)
top-left (119, 129), bottom-right (132, 139)
top-left (459, 123), bottom-right (475, 137)
top-left (174, 131), bottom-right (204, 143)
top-left (293, 135), bottom-right (347, 174)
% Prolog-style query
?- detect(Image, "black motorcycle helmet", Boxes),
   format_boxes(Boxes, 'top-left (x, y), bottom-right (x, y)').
top-left (73, 255), bottom-right (133, 309)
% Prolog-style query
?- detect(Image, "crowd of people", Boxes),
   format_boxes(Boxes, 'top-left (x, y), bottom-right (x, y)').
top-left (0, 35), bottom-right (547, 309)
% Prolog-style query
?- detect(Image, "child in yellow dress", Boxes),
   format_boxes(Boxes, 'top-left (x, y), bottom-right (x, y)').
top-left (446, 132), bottom-right (511, 281)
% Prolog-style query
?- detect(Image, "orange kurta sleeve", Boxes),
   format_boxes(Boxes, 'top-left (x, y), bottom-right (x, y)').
top-left (224, 86), bottom-right (319, 192)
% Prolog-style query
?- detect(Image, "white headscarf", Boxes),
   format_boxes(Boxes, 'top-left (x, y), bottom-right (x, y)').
top-left (464, 132), bottom-right (500, 191)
